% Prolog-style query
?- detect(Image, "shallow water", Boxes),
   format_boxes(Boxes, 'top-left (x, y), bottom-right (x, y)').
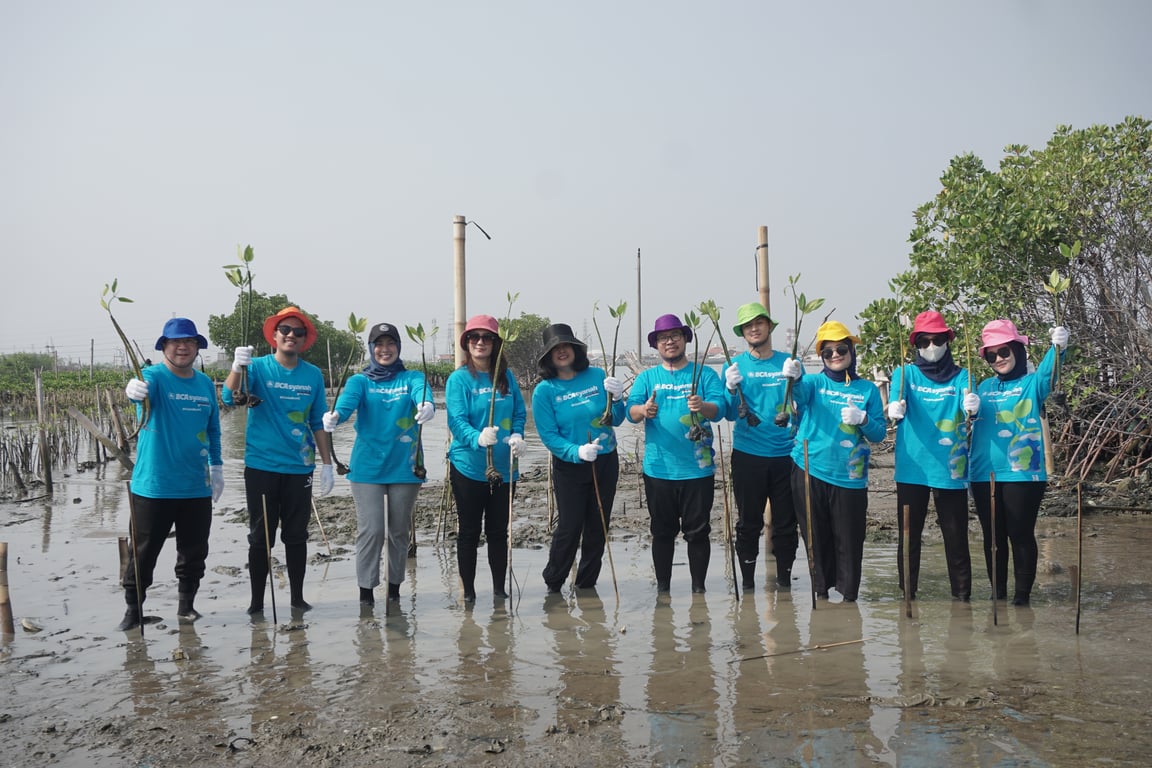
top-left (3, 456), bottom-right (1151, 767)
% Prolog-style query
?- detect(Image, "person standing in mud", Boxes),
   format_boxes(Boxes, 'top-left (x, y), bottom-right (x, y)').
top-left (532, 323), bottom-right (627, 594)
top-left (118, 318), bottom-right (223, 631)
top-left (445, 314), bottom-right (527, 603)
top-left (968, 319), bottom-right (1068, 606)
top-left (721, 302), bottom-right (800, 592)
top-left (887, 311), bottom-right (980, 602)
top-left (224, 306), bottom-right (333, 615)
top-left (626, 313), bottom-right (726, 594)
top-left (788, 320), bottom-right (886, 602)
top-left (321, 322), bottom-right (435, 607)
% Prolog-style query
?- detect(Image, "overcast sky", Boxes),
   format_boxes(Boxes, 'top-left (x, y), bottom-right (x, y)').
top-left (2, 1), bottom-right (1149, 365)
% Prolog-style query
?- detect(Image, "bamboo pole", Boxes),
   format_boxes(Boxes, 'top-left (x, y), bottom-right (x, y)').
top-left (35, 371), bottom-right (53, 495)
top-left (902, 504), bottom-right (913, 618)
top-left (1, 542), bottom-right (15, 637)
top-left (990, 471), bottom-right (998, 626)
top-left (453, 215), bottom-right (467, 369)
top-left (756, 226), bottom-right (773, 353)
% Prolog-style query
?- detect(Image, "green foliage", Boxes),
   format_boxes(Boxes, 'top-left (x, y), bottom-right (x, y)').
top-left (499, 311), bottom-right (551, 386)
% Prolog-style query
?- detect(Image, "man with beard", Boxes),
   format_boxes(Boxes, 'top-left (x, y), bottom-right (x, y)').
top-left (721, 302), bottom-right (800, 592)
top-left (224, 306), bottom-right (333, 615)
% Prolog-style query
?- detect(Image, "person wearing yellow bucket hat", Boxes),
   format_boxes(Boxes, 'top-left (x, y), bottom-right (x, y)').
top-left (223, 306), bottom-right (333, 615)
top-left (787, 320), bottom-right (885, 602)
top-left (721, 302), bottom-right (801, 591)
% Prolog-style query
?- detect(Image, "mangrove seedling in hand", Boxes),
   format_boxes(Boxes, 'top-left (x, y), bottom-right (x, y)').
top-left (592, 299), bottom-right (627, 427)
top-left (101, 278), bottom-right (149, 437)
top-left (775, 274), bottom-right (826, 428)
top-left (405, 321), bottom-right (439, 480)
top-left (223, 245), bottom-right (261, 407)
top-left (486, 292), bottom-right (520, 487)
top-left (699, 298), bottom-right (760, 427)
top-left (329, 312), bottom-right (368, 475)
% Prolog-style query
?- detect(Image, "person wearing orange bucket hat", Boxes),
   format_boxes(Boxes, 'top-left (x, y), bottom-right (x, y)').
top-left (887, 310), bottom-right (978, 602)
top-left (787, 320), bottom-right (886, 602)
top-left (223, 306), bottom-right (333, 615)
top-left (968, 318), bottom-right (1069, 606)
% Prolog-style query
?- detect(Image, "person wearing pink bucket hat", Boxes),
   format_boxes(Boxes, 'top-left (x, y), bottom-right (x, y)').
top-left (887, 310), bottom-right (979, 602)
top-left (627, 313), bottom-right (726, 595)
top-left (968, 317), bottom-right (1069, 606)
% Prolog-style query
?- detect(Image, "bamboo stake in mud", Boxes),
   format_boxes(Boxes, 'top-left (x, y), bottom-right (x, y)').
top-left (261, 495), bottom-right (278, 625)
top-left (902, 504), bottom-right (913, 618)
top-left (383, 496), bottom-right (391, 618)
top-left (35, 371), bottom-right (53, 495)
top-left (802, 440), bottom-right (817, 610)
top-left (588, 437), bottom-right (620, 605)
top-left (125, 482), bottom-right (145, 639)
top-left (0, 542), bottom-right (15, 637)
top-left (1075, 482), bottom-right (1083, 634)
top-left (990, 471), bottom-right (998, 626)
top-left (716, 426), bottom-right (739, 602)
top-left (507, 457), bottom-right (518, 608)
top-left (310, 499), bottom-right (333, 558)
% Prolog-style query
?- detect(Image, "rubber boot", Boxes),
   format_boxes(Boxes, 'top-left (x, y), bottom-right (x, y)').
top-left (359, 587), bottom-right (375, 606)
top-left (458, 546), bottom-right (477, 602)
top-left (776, 566), bottom-right (793, 590)
top-left (687, 538), bottom-right (710, 594)
top-left (492, 568), bottom-right (509, 599)
top-left (738, 558), bottom-right (757, 591)
top-left (177, 592), bottom-right (201, 622)
top-left (286, 542), bottom-right (311, 612)
top-left (247, 546), bottom-right (268, 614)
top-left (387, 582), bottom-right (401, 602)
top-left (652, 537), bottom-right (674, 593)
top-left (117, 588), bottom-right (143, 631)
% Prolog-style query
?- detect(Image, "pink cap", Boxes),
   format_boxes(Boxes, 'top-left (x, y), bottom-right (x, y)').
top-left (460, 314), bottom-right (500, 348)
top-left (909, 311), bottom-right (954, 346)
top-left (979, 319), bottom-right (1029, 354)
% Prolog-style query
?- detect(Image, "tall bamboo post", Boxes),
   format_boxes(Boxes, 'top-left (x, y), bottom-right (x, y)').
top-left (757, 226), bottom-right (773, 353)
top-left (636, 248), bottom-right (643, 360)
top-left (0, 542), bottom-right (14, 637)
top-left (453, 215), bottom-right (467, 369)
top-left (35, 371), bottom-right (53, 495)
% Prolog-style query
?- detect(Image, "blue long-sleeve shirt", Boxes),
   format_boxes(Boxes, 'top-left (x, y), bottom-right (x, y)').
top-left (724, 350), bottom-right (795, 458)
top-left (222, 355), bottom-right (327, 474)
top-left (130, 364), bottom-right (222, 499)
top-left (969, 345), bottom-right (1061, 483)
top-left (446, 367), bottom-right (527, 483)
top-left (626, 362), bottom-right (725, 480)
top-left (789, 372), bottom-right (886, 488)
top-left (890, 364), bottom-right (973, 489)
top-left (531, 367), bottom-right (626, 464)
top-left (332, 370), bottom-right (430, 485)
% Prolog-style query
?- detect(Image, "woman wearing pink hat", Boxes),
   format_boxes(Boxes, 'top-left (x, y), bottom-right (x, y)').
top-left (969, 318), bottom-right (1069, 605)
top-left (887, 311), bottom-right (980, 602)
top-left (445, 314), bottom-right (527, 603)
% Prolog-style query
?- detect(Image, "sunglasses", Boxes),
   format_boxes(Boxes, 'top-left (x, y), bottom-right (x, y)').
top-left (820, 344), bottom-right (851, 360)
top-left (983, 346), bottom-right (1013, 363)
top-left (277, 325), bottom-right (308, 338)
top-left (467, 333), bottom-right (498, 344)
top-left (915, 334), bottom-right (949, 349)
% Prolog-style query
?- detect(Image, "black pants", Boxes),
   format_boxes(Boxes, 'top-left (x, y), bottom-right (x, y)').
top-left (542, 451), bottom-right (619, 589)
top-left (450, 463), bottom-right (513, 593)
top-left (791, 464), bottom-right (867, 601)
top-left (244, 467), bottom-right (313, 604)
top-left (896, 483), bottom-right (971, 599)
top-left (643, 474), bottom-right (713, 587)
top-left (970, 480), bottom-right (1045, 599)
top-left (731, 450), bottom-right (797, 576)
top-left (122, 494), bottom-right (212, 598)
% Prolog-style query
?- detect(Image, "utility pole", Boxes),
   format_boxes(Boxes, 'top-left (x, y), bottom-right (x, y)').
top-left (757, 226), bottom-right (773, 352)
top-left (453, 216), bottom-right (467, 369)
top-left (636, 248), bottom-right (642, 360)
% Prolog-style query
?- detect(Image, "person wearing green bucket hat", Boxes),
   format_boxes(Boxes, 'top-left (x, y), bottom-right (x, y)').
top-left (721, 302), bottom-right (802, 591)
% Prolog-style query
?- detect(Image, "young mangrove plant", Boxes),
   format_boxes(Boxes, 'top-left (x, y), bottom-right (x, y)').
top-left (329, 312), bottom-right (368, 475)
top-left (486, 292), bottom-right (520, 486)
top-left (100, 278), bottom-right (149, 437)
top-left (699, 299), bottom-right (759, 427)
top-left (775, 274), bottom-right (826, 428)
top-left (223, 245), bottom-right (260, 407)
top-left (405, 321), bottom-right (439, 480)
top-left (1045, 241), bottom-right (1076, 407)
top-left (682, 309), bottom-right (714, 443)
top-left (592, 299), bottom-right (627, 427)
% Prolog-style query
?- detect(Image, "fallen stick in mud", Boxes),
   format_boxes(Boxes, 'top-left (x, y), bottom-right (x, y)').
top-left (732, 637), bottom-right (865, 663)
top-left (66, 407), bottom-right (134, 471)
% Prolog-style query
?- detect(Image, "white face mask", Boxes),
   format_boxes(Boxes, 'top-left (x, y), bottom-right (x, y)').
top-left (919, 343), bottom-right (948, 363)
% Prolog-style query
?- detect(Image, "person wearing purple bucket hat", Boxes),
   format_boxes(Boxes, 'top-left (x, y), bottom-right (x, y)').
top-left (968, 318), bottom-right (1069, 606)
top-left (627, 313), bottom-right (726, 595)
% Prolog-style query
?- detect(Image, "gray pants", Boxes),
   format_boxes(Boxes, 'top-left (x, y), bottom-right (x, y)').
top-left (350, 481), bottom-right (420, 588)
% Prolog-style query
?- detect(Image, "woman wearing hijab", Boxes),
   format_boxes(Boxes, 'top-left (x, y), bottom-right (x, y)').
top-left (788, 320), bottom-right (886, 602)
top-left (445, 314), bottom-right (527, 603)
top-left (887, 311), bottom-right (980, 602)
top-left (969, 319), bottom-right (1069, 606)
top-left (322, 322), bottom-right (435, 606)
top-left (532, 323), bottom-right (627, 594)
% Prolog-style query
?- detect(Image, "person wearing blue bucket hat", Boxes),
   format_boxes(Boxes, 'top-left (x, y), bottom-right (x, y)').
top-left (117, 318), bottom-right (222, 631)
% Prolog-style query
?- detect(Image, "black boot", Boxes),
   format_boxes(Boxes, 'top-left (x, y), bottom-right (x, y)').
top-left (117, 588), bottom-right (143, 631)
top-left (492, 571), bottom-right (509, 599)
top-left (687, 538), bottom-right (710, 594)
top-left (286, 542), bottom-right (311, 611)
top-left (738, 559), bottom-right (757, 591)
top-left (776, 567), bottom-right (793, 590)
top-left (177, 592), bottom-right (201, 622)
top-left (652, 537), bottom-right (675, 593)
top-left (359, 587), bottom-right (375, 606)
top-left (247, 546), bottom-right (268, 614)
top-left (458, 546), bottom-right (477, 602)
top-left (387, 582), bottom-right (401, 602)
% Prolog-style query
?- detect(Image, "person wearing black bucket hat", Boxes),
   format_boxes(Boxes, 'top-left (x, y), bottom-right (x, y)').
top-left (532, 323), bottom-right (627, 594)
top-left (626, 313), bottom-right (726, 595)
top-left (117, 317), bottom-right (222, 630)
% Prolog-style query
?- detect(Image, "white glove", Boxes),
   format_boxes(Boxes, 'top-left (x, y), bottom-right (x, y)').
top-left (1050, 326), bottom-right (1069, 348)
top-left (508, 433), bottom-right (526, 457)
top-left (724, 363), bottom-right (743, 390)
top-left (478, 426), bottom-right (499, 448)
top-left (322, 411), bottom-right (340, 433)
top-left (963, 390), bottom-right (981, 416)
top-left (578, 442), bottom-right (604, 462)
top-left (887, 399), bottom-right (906, 421)
top-left (318, 464), bottom-right (334, 496)
top-left (782, 358), bottom-right (803, 380)
top-left (414, 401), bottom-right (435, 425)
top-left (125, 378), bottom-right (149, 401)
top-left (231, 345), bottom-right (254, 373)
top-left (210, 465), bottom-right (225, 503)
top-left (841, 404), bottom-right (867, 426)
top-left (603, 376), bottom-right (625, 401)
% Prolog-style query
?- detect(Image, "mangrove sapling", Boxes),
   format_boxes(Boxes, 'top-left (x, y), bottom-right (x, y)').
top-left (592, 300), bottom-right (627, 426)
top-left (100, 279), bottom-right (149, 439)
top-left (682, 310), bottom-right (709, 442)
top-left (405, 322), bottom-right (439, 480)
top-left (328, 313), bottom-right (368, 475)
top-left (223, 246), bottom-right (260, 407)
top-left (1044, 248), bottom-right (1075, 408)
top-left (699, 299), bottom-right (759, 426)
top-left (775, 275), bottom-right (826, 429)
top-left (486, 293), bottom-right (520, 487)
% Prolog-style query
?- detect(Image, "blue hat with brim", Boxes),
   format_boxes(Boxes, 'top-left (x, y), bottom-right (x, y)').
top-left (155, 318), bottom-right (208, 351)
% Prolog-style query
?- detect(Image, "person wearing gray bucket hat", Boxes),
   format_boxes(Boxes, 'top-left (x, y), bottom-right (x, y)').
top-left (721, 302), bottom-right (801, 592)
top-left (627, 313), bottom-right (725, 595)
top-left (117, 317), bottom-right (222, 631)
top-left (532, 323), bottom-right (627, 594)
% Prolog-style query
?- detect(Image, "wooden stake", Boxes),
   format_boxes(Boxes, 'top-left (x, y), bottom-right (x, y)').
top-left (903, 504), bottom-right (913, 619)
top-left (990, 472), bottom-right (998, 626)
top-left (802, 440), bottom-right (817, 610)
top-left (1076, 482), bottom-right (1083, 634)
top-left (0, 542), bottom-right (15, 637)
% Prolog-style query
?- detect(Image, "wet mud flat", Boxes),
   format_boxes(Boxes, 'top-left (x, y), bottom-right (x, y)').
top-left (3, 467), bottom-right (1151, 768)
